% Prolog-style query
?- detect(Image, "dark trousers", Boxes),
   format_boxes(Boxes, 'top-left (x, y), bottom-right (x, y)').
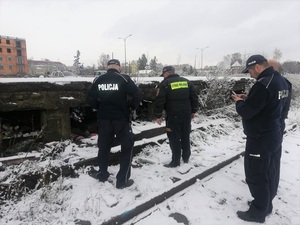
top-left (166, 113), bottom-right (191, 164)
top-left (97, 119), bottom-right (134, 185)
top-left (273, 120), bottom-right (286, 197)
top-left (244, 130), bottom-right (282, 218)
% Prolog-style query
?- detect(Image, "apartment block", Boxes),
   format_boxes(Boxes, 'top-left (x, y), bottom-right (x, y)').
top-left (0, 35), bottom-right (28, 76)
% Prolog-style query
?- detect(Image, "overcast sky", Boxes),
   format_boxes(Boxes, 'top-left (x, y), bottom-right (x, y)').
top-left (1, 0), bottom-right (299, 68)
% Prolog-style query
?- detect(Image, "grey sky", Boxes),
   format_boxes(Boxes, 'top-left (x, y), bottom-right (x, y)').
top-left (1, 0), bottom-right (299, 67)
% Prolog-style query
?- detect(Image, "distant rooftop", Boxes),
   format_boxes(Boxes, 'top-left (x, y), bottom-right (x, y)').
top-left (0, 35), bottom-right (26, 40)
top-left (28, 59), bottom-right (66, 66)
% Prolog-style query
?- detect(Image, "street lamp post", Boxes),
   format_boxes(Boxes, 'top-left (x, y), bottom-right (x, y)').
top-left (194, 48), bottom-right (199, 70)
top-left (194, 47), bottom-right (200, 75)
top-left (119, 34), bottom-right (132, 74)
top-left (200, 46), bottom-right (209, 70)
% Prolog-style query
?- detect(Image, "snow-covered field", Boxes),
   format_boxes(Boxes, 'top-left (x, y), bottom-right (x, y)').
top-left (0, 74), bottom-right (299, 225)
top-left (0, 101), bottom-right (299, 225)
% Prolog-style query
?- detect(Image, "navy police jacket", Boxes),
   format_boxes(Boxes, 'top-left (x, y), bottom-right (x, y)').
top-left (235, 67), bottom-right (289, 137)
top-left (86, 69), bottom-right (142, 121)
top-left (154, 74), bottom-right (198, 118)
top-left (282, 77), bottom-right (292, 121)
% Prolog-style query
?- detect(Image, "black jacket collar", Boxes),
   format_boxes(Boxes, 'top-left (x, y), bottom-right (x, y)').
top-left (107, 68), bottom-right (120, 73)
top-left (257, 67), bottom-right (275, 80)
top-left (165, 74), bottom-right (179, 79)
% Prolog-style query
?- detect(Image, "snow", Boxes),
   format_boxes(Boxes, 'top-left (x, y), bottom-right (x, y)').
top-left (0, 102), bottom-right (299, 225)
top-left (0, 74), bottom-right (299, 225)
top-left (60, 97), bottom-right (75, 100)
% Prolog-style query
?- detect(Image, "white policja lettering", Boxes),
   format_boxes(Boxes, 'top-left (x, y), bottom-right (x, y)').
top-left (98, 84), bottom-right (119, 91)
top-left (278, 90), bottom-right (289, 99)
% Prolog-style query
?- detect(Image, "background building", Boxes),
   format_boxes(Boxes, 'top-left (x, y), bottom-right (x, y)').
top-left (28, 59), bottom-right (67, 76)
top-left (0, 35), bottom-right (28, 76)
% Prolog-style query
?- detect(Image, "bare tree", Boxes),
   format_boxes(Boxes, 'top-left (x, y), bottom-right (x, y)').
top-left (282, 61), bottom-right (300, 74)
top-left (97, 53), bottom-right (110, 70)
top-left (273, 48), bottom-right (283, 61)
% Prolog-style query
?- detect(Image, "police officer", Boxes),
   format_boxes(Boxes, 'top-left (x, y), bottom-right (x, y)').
top-left (232, 55), bottom-right (289, 223)
top-left (154, 66), bottom-right (198, 167)
top-left (86, 59), bottom-right (142, 189)
top-left (267, 59), bottom-right (292, 199)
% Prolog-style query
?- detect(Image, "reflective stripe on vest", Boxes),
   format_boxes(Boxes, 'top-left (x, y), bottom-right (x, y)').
top-left (170, 81), bottom-right (188, 90)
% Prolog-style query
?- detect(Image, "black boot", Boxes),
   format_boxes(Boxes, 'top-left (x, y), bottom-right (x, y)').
top-left (116, 179), bottom-right (134, 189)
top-left (237, 210), bottom-right (265, 223)
top-left (164, 161), bottom-right (180, 168)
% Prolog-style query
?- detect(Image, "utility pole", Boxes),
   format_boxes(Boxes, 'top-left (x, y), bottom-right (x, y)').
top-left (200, 46), bottom-right (209, 70)
top-left (194, 48), bottom-right (200, 75)
top-left (119, 34), bottom-right (132, 74)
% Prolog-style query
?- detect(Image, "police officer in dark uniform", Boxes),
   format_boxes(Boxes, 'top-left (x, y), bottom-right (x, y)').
top-left (154, 66), bottom-right (198, 168)
top-left (86, 59), bottom-right (142, 189)
top-left (267, 59), bottom-right (292, 200)
top-left (232, 55), bottom-right (290, 223)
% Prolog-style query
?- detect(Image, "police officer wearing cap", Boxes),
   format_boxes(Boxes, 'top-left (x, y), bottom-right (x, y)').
top-left (86, 59), bottom-right (142, 189)
top-left (154, 66), bottom-right (198, 168)
top-left (232, 55), bottom-right (290, 223)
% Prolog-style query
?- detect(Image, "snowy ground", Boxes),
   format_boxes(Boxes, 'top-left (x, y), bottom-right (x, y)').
top-left (0, 99), bottom-right (299, 225)
top-left (128, 123), bottom-right (300, 225)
